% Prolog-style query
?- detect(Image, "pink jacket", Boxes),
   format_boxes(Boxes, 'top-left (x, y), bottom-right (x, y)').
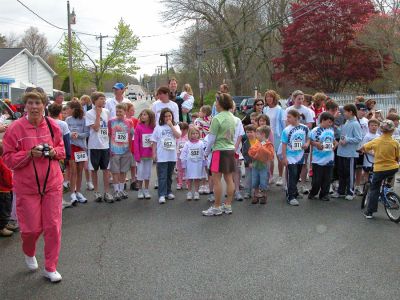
top-left (134, 123), bottom-right (154, 162)
top-left (2, 117), bottom-right (65, 194)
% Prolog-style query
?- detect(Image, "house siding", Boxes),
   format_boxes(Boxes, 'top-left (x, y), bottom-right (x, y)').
top-left (0, 52), bottom-right (30, 88)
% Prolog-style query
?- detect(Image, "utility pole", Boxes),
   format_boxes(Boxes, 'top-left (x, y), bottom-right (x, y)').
top-left (196, 19), bottom-right (204, 107)
top-left (158, 65), bottom-right (163, 76)
top-left (154, 68), bottom-right (158, 93)
top-left (67, 1), bottom-right (75, 98)
top-left (160, 54), bottom-right (169, 79)
top-left (96, 33), bottom-right (109, 73)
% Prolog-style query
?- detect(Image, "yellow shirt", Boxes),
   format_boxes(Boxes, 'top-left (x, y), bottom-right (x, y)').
top-left (364, 133), bottom-right (400, 172)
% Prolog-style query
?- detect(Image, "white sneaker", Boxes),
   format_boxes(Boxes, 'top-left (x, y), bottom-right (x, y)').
top-left (167, 193), bottom-right (175, 200)
top-left (199, 185), bottom-right (205, 194)
top-left (86, 181), bottom-right (94, 191)
top-left (43, 269), bottom-right (62, 283)
top-left (331, 192), bottom-right (345, 198)
top-left (121, 190), bottom-right (129, 199)
top-left (289, 199), bottom-right (300, 206)
top-left (62, 199), bottom-right (72, 210)
top-left (203, 186), bottom-right (210, 194)
top-left (24, 255), bottom-right (38, 271)
top-left (276, 177), bottom-right (284, 186)
top-left (345, 195), bottom-right (354, 201)
top-left (70, 192), bottom-right (78, 205)
top-left (76, 192), bottom-right (87, 203)
top-left (187, 192), bottom-right (193, 200)
top-left (159, 196), bottom-right (166, 204)
top-left (154, 181), bottom-right (158, 189)
top-left (193, 192), bottom-right (200, 200)
top-left (138, 190), bottom-right (144, 199)
top-left (202, 206), bottom-right (223, 216)
top-left (144, 190), bottom-right (151, 199)
top-left (208, 194), bottom-right (215, 202)
top-left (221, 204), bottom-right (232, 214)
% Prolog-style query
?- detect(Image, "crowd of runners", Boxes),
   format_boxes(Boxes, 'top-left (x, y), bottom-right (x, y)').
top-left (1, 79), bottom-right (400, 283)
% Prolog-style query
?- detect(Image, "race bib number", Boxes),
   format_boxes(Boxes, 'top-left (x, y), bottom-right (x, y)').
top-left (142, 134), bottom-right (152, 148)
top-left (323, 142), bottom-right (333, 151)
top-left (189, 148), bottom-right (201, 160)
top-left (74, 151), bottom-right (87, 162)
top-left (394, 136), bottom-right (400, 144)
top-left (163, 137), bottom-right (176, 151)
top-left (115, 132), bottom-right (128, 143)
top-left (100, 128), bottom-right (108, 137)
top-left (292, 141), bottom-right (303, 151)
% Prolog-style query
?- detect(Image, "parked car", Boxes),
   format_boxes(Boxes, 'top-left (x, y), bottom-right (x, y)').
top-left (232, 96), bottom-right (252, 111)
top-left (240, 97), bottom-right (255, 114)
top-left (0, 99), bottom-right (22, 137)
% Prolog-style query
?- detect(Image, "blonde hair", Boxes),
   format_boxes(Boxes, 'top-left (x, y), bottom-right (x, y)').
top-left (313, 92), bottom-right (327, 103)
top-left (80, 94), bottom-right (91, 103)
top-left (183, 83), bottom-right (193, 95)
top-left (188, 125), bottom-right (201, 139)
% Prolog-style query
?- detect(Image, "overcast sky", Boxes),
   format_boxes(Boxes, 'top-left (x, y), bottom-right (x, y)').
top-left (1, 0), bottom-right (187, 79)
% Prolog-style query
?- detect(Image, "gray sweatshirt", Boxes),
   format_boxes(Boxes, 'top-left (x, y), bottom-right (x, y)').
top-left (337, 117), bottom-right (363, 158)
top-left (66, 116), bottom-right (90, 150)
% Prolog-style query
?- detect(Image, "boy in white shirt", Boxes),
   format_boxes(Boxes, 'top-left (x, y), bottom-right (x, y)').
top-left (85, 92), bottom-right (114, 203)
top-left (151, 86), bottom-right (179, 124)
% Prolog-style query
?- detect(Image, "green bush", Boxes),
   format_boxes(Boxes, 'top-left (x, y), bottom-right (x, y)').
top-left (193, 90), bottom-right (216, 111)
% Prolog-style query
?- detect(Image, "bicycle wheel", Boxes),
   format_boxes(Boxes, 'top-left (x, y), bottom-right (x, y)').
top-left (361, 183), bottom-right (369, 209)
top-left (384, 192), bottom-right (400, 223)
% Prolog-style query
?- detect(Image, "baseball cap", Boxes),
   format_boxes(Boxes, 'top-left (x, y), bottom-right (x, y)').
top-left (380, 119), bottom-right (395, 132)
top-left (112, 83), bottom-right (125, 90)
top-left (356, 103), bottom-right (368, 111)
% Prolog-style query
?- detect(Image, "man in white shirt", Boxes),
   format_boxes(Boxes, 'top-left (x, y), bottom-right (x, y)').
top-left (105, 83), bottom-right (131, 119)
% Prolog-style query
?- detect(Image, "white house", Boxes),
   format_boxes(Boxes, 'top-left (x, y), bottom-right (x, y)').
top-left (0, 48), bottom-right (56, 102)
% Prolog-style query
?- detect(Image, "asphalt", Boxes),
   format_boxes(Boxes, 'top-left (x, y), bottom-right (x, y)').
top-left (1, 173), bottom-right (400, 300)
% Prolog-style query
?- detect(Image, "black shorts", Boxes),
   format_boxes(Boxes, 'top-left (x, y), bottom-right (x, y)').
top-left (356, 154), bottom-right (364, 168)
top-left (210, 150), bottom-right (236, 174)
top-left (90, 149), bottom-right (110, 171)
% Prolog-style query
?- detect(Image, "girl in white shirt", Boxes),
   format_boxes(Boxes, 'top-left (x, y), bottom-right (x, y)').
top-left (180, 126), bottom-right (205, 200)
top-left (151, 108), bottom-right (181, 204)
top-left (181, 84), bottom-right (195, 123)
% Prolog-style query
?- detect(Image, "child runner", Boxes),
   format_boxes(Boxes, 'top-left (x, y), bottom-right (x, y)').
top-left (176, 122), bottom-right (189, 190)
top-left (180, 126), bottom-right (206, 200)
top-left (85, 92), bottom-right (114, 203)
top-left (361, 119), bottom-right (380, 185)
top-left (332, 104), bottom-right (363, 201)
top-left (152, 86), bottom-right (179, 124)
top-left (0, 139), bottom-right (13, 237)
top-left (181, 83), bottom-right (195, 123)
top-left (194, 105), bottom-right (212, 139)
top-left (134, 109), bottom-right (156, 199)
top-left (281, 109), bottom-right (310, 206)
top-left (126, 102), bottom-right (139, 191)
top-left (361, 120), bottom-right (400, 219)
top-left (108, 103), bottom-right (134, 201)
top-left (308, 112), bottom-right (336, 201)
top-left (151, 108), bottom-right (182, 204)
top-left (242, 124), bottom-right (257, 199)
top-left (66, 100), bottom-right (90, 205)
top-left (248, 125), bottom-right (275, 204)
top-left (354, 103), bottom-right (369, 195)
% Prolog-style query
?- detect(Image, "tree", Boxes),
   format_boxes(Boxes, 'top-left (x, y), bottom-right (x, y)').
top-left (273, 0), bottom-right (383, 93)
top-left (0, 34), bottom-right (6, 47)
top-left (19, 27), bottom-right (50, 59)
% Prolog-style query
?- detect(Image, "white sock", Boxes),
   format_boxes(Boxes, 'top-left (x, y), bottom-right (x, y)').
top-left (119, 183), bottom-right (124, 192)
top-left (113, 184), bottom-right (119, 192)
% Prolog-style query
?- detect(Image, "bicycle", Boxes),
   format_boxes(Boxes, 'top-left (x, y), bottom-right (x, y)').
top-left (360, 153), bottom-right (400, 223)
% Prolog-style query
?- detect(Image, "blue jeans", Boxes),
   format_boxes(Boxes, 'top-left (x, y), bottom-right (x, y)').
top-left (252, 166), bottom-right (269, 190)
top-left (157, 162), bottom-right (176, 197)
top-left (367, 168), bottom-right (398, 214)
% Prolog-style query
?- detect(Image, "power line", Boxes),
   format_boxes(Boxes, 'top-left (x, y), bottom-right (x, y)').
top-left (49, 32), bottom-right (66, 52)
top-left (74, 33), bottom-right (96, 53)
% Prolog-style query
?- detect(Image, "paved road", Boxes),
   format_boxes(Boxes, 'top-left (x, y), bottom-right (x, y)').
top-left (1, 172), bottom-right (400, 299)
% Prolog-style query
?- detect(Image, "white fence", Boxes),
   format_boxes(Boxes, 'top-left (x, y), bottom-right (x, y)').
top-left (330, 93), bottom-right (400, 117)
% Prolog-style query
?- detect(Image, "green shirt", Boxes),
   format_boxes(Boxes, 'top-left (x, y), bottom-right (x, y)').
top-left (210, 111), bottom-right (235, 151)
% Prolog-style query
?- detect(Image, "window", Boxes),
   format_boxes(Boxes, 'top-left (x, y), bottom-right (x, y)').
top-left (0, 83), bottom-right (9, 99)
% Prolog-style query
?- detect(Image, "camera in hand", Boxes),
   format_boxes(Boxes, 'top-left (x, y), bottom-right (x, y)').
top-left (36, 144), bottom-right (51, 158)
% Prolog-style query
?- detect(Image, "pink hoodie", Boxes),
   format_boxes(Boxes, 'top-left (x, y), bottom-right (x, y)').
top-left (134, 123), bottom-right (154, 162)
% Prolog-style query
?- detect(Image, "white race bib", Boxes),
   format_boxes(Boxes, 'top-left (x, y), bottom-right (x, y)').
top-left (163, 137), bottom-right (176, 151)
top-left (100, 128), bottom-right (108, 138)
top-left (74, 151), bottom-right (88, 162)
top-left (292, 140), bottom-right (303, 151)
top-left (115, 132), bottom-right (128, 143)
top-left (322, 142), bottom-right (333, 151)
top-left (189, 148), bottom-right (201, 160)
top-left (142, 134), bottom-right (152, 148)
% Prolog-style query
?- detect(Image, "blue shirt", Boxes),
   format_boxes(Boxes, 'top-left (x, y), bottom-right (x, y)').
top-left (281, 124), bottom-right (309, 164)
top-left (310, 126), bottom-right (335, 166)
top-left (337, 117), bottom-right (363, 158)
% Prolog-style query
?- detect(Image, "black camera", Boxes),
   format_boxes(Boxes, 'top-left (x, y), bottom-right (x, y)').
top-left (36, 143), bottom-right (51, 158)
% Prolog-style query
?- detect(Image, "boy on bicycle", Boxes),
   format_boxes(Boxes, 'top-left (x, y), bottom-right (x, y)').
top-left (360, 120), bottom-right (400, 219)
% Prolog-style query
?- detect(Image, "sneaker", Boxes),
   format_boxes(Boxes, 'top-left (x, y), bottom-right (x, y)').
top-left (364, 211), bottom-right (374, 219)
top-left (251, 197), bottom-right (259, 204)
top-left (63, 182), bottom-right (69, 193)
top-left (194, 192), bottom-right (200, 200)
top-left (308, 194), bottom-right (318, 200)
top-left (199, 185), bottom-right (205, 194)
top-left (276, 177), bottom-right (284, 186)
top-left (329, 185), bottom-right (334, 194)
top-left (355, 187), bottom-right (363, 196)
top-left (176, 184), bottom-right (182, 190)
top-left (300, 185), bottom-right (310, 195)
top-left (167, 193), bottom-right (175, 200)
top-left (202, 206), bottom-right (223, 216)
top-left (113, 191), bottom-right (121, 201)
top-left (76, 192), bottom-right (87, 203)
top-left (203, 186), bottom-right (210, 194)
top-left (43, 270), bottom-right (62, 283)
top-left (159, 196), bottom-right (166, 204)
top-left (396, 177), bottom-right (400, 183)
top-left (144, 190), bottom-right (151, 199)
top-left (0, 228), bottom-right (13, 237)
top-left (244, 192), bottom-right (251, 199)
top-left (289, 199), bottom-right (299, 206)
top-left (86, 181), bottom-right (94, 191)
top-left (24, 255), bottom-right (38, 271)
top-left (331, 192), bottom-right (345, 198)
top-left (345, 195), bottom-right (354, 201)
top-left (62, 199), bottom-right (73, 209)
top-left (121, 190), bottom-right (129, 199)
top-left (154, 181), bottom-right (158, 189)
top-left (208, 194), bottom-right (215, 203)
top-left (187, 192), bottom-right (193, 201)
top-left (5, 221), bottom-right (19, 232)
top-left (104, 192), bottom-right (114, 203)
top-left (94, 192), bottom-right (103, 202)
top-left (320, 195), bottom-right (330, 201)
top-left (130, 182), bottom-right (139, 191)
top-left (138, 190), bottom-right (144, 199)
top-left (221, 204), bottom-right (233, 214)
top-left (235, 191), bottom-right (244, 201)
top-left (260, 195), bottom-right (267, 204)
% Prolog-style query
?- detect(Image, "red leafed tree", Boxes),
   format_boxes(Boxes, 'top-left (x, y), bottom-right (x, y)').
top-left (273, 0), bottom-right (384, 92)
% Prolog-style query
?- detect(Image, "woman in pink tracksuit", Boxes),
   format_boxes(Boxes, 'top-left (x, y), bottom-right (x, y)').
top-left (2, 91), bottom-right (65, 283)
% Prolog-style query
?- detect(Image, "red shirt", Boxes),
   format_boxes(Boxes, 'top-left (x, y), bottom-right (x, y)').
top-left (311, 104), bottom-right (326, 123)
top-left (130, 117), bottom-right (139, 154)
top-left (0, 157), bottom-right (13, 192)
